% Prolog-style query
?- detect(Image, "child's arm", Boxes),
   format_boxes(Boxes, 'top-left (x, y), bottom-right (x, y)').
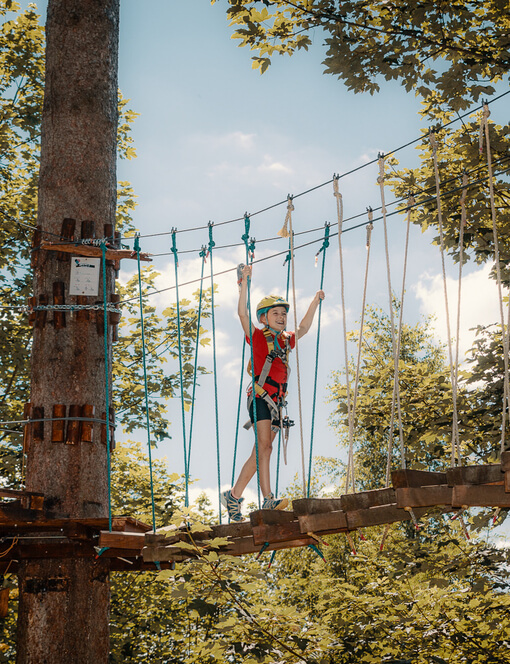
top-left (238, 264), bottom-right (255, 337)
top-left (296, 290), bottom-right (325, 339)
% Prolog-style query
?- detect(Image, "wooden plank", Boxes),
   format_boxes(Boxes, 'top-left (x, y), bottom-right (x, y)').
top-left (391, 469), bottom-right (447, 488)
top-left (99, 531), bottom-right (146, 550)
top-left (210, 521), bottom-right (253, 539)
top-left (252, 519), bottom-right (304, 546)
top-left (224, 536), bottom-right (314, 557)
top-left (292, 498), bottom-right (343, 515)
top-left (506, 471), bottom-right (510, 493)
top-left (446, 464), bottom-right (503, 486)
top-left (40, 241), bottom-right (152, 262)
top-left (452, 484), bottom-right (510, 508)
top-left (346, 505), bottom-right (429, 529)
top-left (341, 488), bottom-right (396, 511)
top-left (249, 509), bottom-right (295, 527)
top-left (501, 451), bottom-right (510, 472)
top-left (297, 510), bottom-right (348, 535)
top-left (395, 486), bottom-right (453, 508)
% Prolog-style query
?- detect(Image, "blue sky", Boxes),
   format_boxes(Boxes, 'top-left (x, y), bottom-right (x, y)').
top-left (24, 1), bottom-right (509, 528)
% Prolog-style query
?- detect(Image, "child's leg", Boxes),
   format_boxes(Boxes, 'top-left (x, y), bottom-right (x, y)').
top-left (233, 419), bottom-right (276, 498)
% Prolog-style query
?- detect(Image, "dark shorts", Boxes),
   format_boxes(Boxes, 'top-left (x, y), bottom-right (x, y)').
top-left (248, 396), bottom-right (281, 427)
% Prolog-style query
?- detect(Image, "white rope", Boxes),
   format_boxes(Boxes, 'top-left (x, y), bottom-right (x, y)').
top-left (394, 195), bottom-right (415, 469)
top-left (379, 155), bottom-right (404, 486)
top-left (283, 196), bottom-right (307, 495)
top-left (429, 131), bottom-right (461, 468)
top-left (480, 103), bottom-right (510, 454)
top-left (345, 209), bottom-right (374, 494)
top-left (334, 178), bottom-right (354, 492)
top-left (453, 172), bottom-right (468, 465)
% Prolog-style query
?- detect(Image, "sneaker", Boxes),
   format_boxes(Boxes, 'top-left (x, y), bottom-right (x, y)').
top-left (262, 493), bottom-right (288, 511)
top-left (221, 489), bottom-right (244, 522)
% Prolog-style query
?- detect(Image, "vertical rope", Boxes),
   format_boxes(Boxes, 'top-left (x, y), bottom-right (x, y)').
top-left (274, 248), bottom-right (292, 498)
top-left (284, 196), bottom-right (307, 496)
top-left (243, 214), bottom-right (261, 507)
top-left (429, 132), bottom-right (461, 468)
top-left (231, 340), bottom-right (246, 487)
top-left (170, 229), bottom-right (190, 506)
top-left (454, 174), bottom-right (468, 465)
top-left (207, 222), bottom-right (222, 522)
top-left (134, 233), bottom-right (157, 532)
top-left (480, 103), bottom-right (510, 454)
top-left (186, 247), bottom-right (207, 503)
top-left (335, 178), bottom-right (354, 493)
top-left (345, 211), bottom-right (374, 493)
top-left (395, 195), bottom-right (414, 469)
top-left (379, 155), bottom-right (404, 486)
top-left (307, 222), bottom-right (330, 496)
top-left (101, 242), bottom-right (113, 531)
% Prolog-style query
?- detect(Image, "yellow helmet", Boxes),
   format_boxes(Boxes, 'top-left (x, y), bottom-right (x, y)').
top-left (256, 295), bottom-right (289, 321)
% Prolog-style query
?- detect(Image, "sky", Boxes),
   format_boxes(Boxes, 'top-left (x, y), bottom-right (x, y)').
top-left (22, 1), bottom-right (509, 531)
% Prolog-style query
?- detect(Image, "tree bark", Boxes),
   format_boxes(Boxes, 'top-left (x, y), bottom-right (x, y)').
top-left (17, 1), bottom-right (119, 661)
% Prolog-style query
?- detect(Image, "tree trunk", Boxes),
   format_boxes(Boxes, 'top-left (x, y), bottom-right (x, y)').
top-left (17, 1), bottom-right (119, 661)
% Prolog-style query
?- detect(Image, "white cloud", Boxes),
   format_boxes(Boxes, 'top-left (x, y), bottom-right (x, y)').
top-left (414, 263), bottom-right (504, 358)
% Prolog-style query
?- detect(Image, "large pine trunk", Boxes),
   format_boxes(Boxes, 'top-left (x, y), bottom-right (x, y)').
top-left (16, 1), bottom-right (120, 661)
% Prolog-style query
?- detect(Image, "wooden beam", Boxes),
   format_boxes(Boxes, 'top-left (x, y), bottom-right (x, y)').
top-left (40, 241), bottom-right (151, 262)
top-left (391, 469), bottom-right (447, 488)
top-left (341, 487), bottom-right (396, 511)
top-left (249, 509), bottom-right (295, 527)
top-left (252, 519), bottom-right (305, 546)
top-left (452, 484), bottom-right (510, 508)
top-left (292, 498), bottom-right (343, 515)
top-left (395, 486), bottom-right (453, 508)
top-left (446, 464), bottom-right (503, 486)
top-left (501, 451), bottom-right (510, 472)
top-left (297, 510), bottom-right (348, 535)
top-left (346, 504), bottom-right (429, 529)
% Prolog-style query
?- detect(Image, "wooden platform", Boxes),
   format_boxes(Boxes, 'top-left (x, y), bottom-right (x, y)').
top-left (1, 459), bottom-right (509, 569)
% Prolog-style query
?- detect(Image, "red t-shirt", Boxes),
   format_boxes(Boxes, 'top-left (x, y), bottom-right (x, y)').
top-left (246, 328), bottom-right (296, 400)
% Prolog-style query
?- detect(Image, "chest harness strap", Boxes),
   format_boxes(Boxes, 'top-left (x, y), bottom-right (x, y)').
top-left (244, 330), bottom-right (294, 445)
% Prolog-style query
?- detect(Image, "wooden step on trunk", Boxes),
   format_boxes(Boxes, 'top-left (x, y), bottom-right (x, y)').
top-left (452, 484), bottom-right (510, 508)
top-left (446, 464), bottom-right (503, 486)
top-left (395, 485), bottom-right (453, 508)
top-left (99, 531), bottom-right (146, 551)
top-left (501, 451), bottom-right (510, 472)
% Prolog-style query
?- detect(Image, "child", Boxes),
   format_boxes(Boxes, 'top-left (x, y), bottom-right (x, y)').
top-left (221, 264), bottom-right (325, 522)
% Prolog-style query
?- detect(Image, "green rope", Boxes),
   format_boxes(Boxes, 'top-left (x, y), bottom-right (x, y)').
top-left (101, 243), bottom-right (113, 532)
top-left (307, 223), bottom-right (330, 497)
top-left (208, 223), bottom-right (223, 522)
top-left (186, 246), bottom-right (207, 506)
top-left (243, 215), bottom-right (261, 508)
top-left (171, 229), bottom-right (190, 507)
top-left (134, 233), bottom-right (157, 532)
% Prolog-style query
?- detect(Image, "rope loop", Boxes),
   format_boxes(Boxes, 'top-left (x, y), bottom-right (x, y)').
top-left (171, 228), bottom-right (178, 263)
top-left (242, 214), bottom-right (250, 244)
top-left (208, 221), bottom-right (215, 251)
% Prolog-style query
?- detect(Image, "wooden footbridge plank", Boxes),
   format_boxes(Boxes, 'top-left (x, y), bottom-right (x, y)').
top-left (452, 484), bottom-right (510, 508)
top-left (395, 486), bottom-right (453, 508)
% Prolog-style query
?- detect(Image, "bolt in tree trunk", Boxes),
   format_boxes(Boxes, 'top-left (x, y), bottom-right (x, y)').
top-left (17, 1), bottom-right (119, 661)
